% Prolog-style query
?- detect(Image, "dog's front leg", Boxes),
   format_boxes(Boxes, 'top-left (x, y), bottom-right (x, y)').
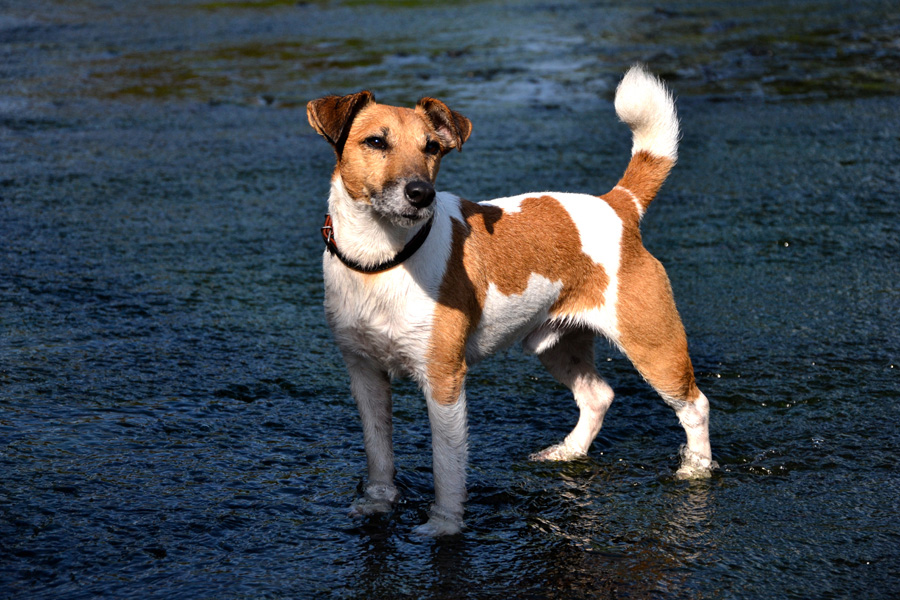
top-left (344, 354), bottom-right (399, 517)
top-left (413, 373), bottom-right (469, 537)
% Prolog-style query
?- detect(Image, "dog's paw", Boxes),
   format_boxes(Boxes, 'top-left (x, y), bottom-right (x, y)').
top-left (411, 506), bottom-right (463, 537)
top-left (674, 445), bottom-right (718, 479)
top-left (529, 442), bottom-right (586, 462)
top-left (349, 496), bottom-right (393, 517)
top-left (348, 483), bottom-right (399, 517)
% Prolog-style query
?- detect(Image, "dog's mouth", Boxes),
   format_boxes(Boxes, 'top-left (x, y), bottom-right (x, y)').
top-left (370, 183), bottom-right (436, 228)
top-left (386, 205), bottom-right (434, 228)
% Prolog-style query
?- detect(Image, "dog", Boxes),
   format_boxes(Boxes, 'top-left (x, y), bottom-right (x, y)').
top-left (306, 65), bottom-right (715, 536)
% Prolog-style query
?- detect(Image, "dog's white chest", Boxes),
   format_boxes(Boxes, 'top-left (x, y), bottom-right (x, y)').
top-left (323, 257), bottom-right (437, 376)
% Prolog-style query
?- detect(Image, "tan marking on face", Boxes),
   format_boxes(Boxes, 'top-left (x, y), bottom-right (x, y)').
top-left (336, 103), bottom-right (444, 202)
top-left (427, 196), bottom-right (610, 404)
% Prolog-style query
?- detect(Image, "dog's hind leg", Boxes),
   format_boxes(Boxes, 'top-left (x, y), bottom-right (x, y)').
top-left (345, 354), bottom-right (399, 516)
top-left (615, 254), bottom-right (716, 478)
top-left (530, 329), bottom-right (614, 461)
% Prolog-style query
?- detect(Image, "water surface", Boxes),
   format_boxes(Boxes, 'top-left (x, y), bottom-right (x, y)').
top-left (2, 1), bottom-right (899, 598)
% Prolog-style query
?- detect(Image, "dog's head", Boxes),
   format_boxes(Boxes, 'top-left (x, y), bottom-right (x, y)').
top-left (307, 91), bottom-right (472, 227)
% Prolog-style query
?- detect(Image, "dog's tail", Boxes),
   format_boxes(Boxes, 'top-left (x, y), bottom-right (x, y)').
top-left (610, 65), bottom-right (680, 218)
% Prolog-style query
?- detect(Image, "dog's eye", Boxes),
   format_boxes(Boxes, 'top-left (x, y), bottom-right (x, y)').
top-left (365, 136), bottom-right (388, 150)
top-left (424, 140), bottom-right (442, 156)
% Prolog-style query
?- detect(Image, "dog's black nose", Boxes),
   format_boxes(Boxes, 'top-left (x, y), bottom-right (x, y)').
top-left (405, 181), bottom-right (435, 208)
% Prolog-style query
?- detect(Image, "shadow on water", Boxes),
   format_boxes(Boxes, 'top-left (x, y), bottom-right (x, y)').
top-left (2, 0), bottom-right (900, 598)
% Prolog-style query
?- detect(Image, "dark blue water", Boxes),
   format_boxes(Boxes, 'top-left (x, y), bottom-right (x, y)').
top-left (2, 1), bottom-right (899, 598)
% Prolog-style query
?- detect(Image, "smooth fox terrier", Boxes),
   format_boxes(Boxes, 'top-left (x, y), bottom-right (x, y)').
top-left (307, 66), bottom-right (715, 537)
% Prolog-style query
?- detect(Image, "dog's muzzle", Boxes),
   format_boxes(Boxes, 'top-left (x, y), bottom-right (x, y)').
top-left (405, 180), bottom-right (435, 209)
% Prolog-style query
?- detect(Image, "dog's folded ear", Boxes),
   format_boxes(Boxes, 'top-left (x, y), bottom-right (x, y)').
top-left (307, 90), bottom-right (375, 155)
top-left (416, 98), bottom-right (473, 153)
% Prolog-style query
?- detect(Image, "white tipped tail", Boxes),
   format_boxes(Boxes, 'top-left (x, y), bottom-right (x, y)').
top-left (614, 65), bottom-right (680, 162)
top-left (609, 66), bottom-right (680, 218)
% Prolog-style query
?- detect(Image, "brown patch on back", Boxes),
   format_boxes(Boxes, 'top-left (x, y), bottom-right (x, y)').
top-left (426, 196), bottom-right (610, 404)
top-left (426, 192), bottom-right (698, 406)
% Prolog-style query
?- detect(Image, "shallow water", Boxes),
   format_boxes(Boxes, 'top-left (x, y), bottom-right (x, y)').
top-left (2, 0), bottom-right (899, 598)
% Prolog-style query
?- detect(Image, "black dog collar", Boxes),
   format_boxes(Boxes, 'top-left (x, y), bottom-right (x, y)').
top-left (321, 214), bottom-right (435, 274)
